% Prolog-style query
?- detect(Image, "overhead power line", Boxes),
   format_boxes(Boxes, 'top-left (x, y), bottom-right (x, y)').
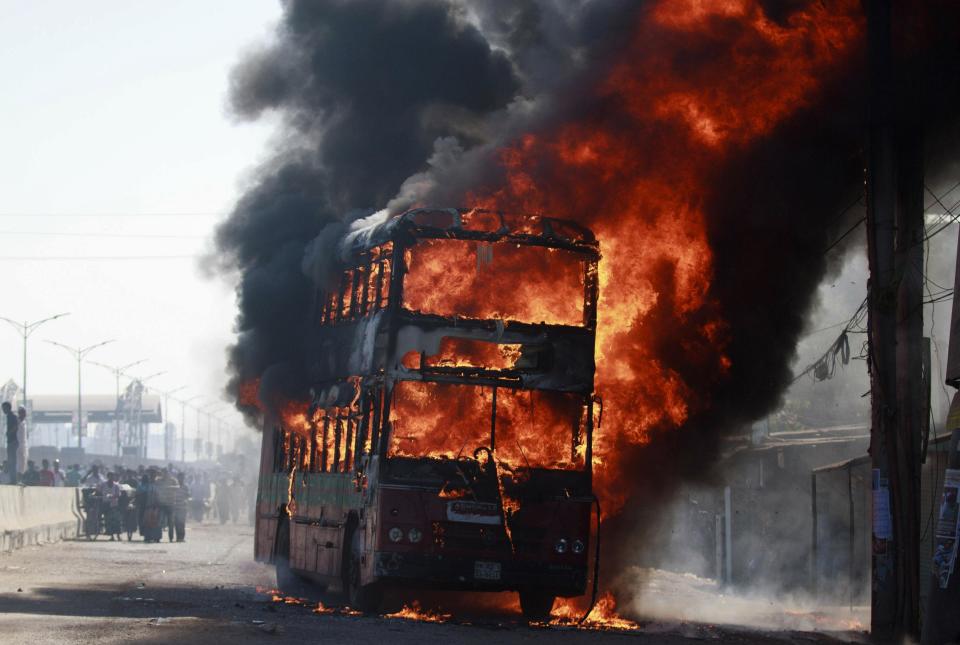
top-left (0, 212), bottom-right (221, 218)
top-left (0, 231), bottom-right (206, 239)
top-left (792, 297), bottom-right (867, 384)
top-left (0, 255), bottom-right (200, 261)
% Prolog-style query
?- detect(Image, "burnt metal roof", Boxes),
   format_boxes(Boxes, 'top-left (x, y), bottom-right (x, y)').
top-left (340, 208), bottom-right (600, 261)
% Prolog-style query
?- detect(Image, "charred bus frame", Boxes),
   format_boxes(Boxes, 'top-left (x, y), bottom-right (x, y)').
top-left (255, 208), bottom-right (600, 620)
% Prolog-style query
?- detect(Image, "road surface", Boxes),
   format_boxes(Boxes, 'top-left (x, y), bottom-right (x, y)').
top-left (0, 522), bottom-right (865, 644)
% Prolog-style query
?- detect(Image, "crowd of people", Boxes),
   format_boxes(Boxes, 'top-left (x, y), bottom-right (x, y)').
top-left (77, 464), bottom-right (250, 542)
top-left (3, 401), bottom-right (252, 543)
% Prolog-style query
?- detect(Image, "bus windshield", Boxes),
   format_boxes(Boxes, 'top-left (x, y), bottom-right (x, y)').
top-left (402, 239), bottom-right (586, 326)
top-left (387, 381), bottom-right (586, 471)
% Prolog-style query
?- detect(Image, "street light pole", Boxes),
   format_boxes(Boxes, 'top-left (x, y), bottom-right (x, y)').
top-left (196, 402), bottom-right (221, 461)
top-left (131, 371), bottom-right (166, 459)
top-left (208, 405), bottom-right (226, 460)
top-left (0, 312), bottom-right (69, 409)
top-left (45, 338), bottom-right (114, 449)
top-left (88, 358), bottom-right (147, 457)
top-left (180, 395), bottom-right (201, 463)
top-left (158, 386), bottom-right (186, 462)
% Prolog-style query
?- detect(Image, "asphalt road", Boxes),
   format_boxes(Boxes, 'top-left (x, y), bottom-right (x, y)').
top-left (0, 522), bottom-right (864, 644)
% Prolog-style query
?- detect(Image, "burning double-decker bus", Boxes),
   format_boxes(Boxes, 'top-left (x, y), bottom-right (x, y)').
top-left (255, 208), bottom-right (600, 620)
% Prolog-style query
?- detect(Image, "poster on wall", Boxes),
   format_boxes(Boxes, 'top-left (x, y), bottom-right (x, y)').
top-left (933, 468), bottom-right (960, 589)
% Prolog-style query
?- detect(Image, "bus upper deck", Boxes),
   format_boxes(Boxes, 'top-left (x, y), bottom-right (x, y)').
top-left (256, 208), bottom-right (601, 620)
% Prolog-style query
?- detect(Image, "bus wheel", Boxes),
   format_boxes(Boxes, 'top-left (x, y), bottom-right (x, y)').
top-left (274, 517), bottom-right (299, 593)
top-left (519, 590), bottom-right (555, 622)
top-left (343, 530), bottom-right (381, 613)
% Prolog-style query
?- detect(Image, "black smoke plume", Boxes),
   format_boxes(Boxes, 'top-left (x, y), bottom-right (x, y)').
top-left (213, 0), bottom-right (523, 417)
top-left (214, 0), bottom-right (959, 563)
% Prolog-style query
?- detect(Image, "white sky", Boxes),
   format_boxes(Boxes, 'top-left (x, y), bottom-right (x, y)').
top-left (0, 1), bottom-right (283, 437)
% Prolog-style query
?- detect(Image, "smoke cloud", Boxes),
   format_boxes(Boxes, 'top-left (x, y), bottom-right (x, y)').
top-left (213, 0), bottom-right (524, 415)
top-left (213, 0), bottom-right (960, 590)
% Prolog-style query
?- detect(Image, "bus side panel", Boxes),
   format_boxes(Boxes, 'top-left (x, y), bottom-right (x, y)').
top-left (254, 422), bottom-right (276, 562)
top-left (291, 519), bottom-right (308, 570)
top-left (313, 525), bottom-right (343, 577)
top-left (255, 472), bottom-right (286, 562)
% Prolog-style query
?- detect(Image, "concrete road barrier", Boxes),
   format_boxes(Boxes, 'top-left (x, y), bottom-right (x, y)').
top-left (0, 485), bottom-right (80, 552)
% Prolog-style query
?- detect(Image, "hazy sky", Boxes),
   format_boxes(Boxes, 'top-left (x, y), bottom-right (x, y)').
top-left (0, 1), bottom-right (283, 437)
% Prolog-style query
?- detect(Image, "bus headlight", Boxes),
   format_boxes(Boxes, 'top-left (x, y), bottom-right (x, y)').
top-left (554, 538), bottom-right (568, 554)
top-left (388, 527), bottom-right (404, 543)
top-left (572, 539), bottom-right (585, 554)
top-left (408, 528), bottom-right (423, 543)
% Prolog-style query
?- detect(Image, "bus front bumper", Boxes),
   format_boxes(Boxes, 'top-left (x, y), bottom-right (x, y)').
top-left (372, 550), bottom-right (587, 596)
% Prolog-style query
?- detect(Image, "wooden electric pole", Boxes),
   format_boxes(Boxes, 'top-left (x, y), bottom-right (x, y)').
top-left (865, 0), bottom-right (924, 639)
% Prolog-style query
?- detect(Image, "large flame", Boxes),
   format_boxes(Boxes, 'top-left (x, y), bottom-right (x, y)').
top-left (433, 0), bottom-right (864, 513)
top-left (261, 0), bottom-right (864, 518)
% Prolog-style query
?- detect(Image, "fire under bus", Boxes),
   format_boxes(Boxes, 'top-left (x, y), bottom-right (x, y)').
top-left (255, 208), bottom-right (600, 621)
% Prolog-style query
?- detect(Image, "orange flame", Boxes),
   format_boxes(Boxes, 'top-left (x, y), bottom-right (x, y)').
top-left (550, 592), bottom-right (637, 631)
top-left (442, 0), bottom-right (863, 514)
top-left (385, 601), bottom-right (452, 623)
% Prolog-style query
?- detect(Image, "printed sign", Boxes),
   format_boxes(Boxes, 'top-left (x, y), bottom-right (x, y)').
top-left (873, 469), bottom-right (893, 540)
top-left (933, 468), bottom-right (960, 589)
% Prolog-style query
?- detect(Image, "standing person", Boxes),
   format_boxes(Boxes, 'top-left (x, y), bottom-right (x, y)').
top-left (156, 468), bottom-right (178, 542)
top-left (99, 473), bottom-right (123, 541)
top-left (52, 459), bottom-right (66, 487)
top-left (21, 460), bottom-right (40, 485)
top-left (173, 473), bottom-right (189, 542)
top-left (38, 459), bottom-right (55, 486)
top-left (139, 470), bottom-right (163, 543)
top-left (16, 407), bottom-right (27, 479)
top-left (215, 475), bottom-right (232, 524)
top-left (82, 464), bottom-right (105, 486)
top-left (65, 464), bottom-right (81, 486)
top-left (2, 402), bottom-right (18, 484)
top-left (229, 476), bottom-right (244, 523)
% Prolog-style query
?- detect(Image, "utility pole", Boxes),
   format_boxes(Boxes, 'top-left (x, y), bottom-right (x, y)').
top-left (45, 338), bottom-right (114, 449)
top-left (865, 0), bottom-right (923, 638)
top-left (892, 0), bottom-right (924, 633)
top-left (88, 358), bottom-right (147, 457)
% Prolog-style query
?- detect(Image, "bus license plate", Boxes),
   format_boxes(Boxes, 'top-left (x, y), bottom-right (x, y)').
top-left (474, 561), bottom-right (501, 581)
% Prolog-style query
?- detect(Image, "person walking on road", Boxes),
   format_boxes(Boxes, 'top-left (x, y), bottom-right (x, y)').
top-left (2, 402), bottom-right (18, 484)
top-left (173, 472), bottom-right (189, 542)
top-left (99, 472), bottom-right (123, 541)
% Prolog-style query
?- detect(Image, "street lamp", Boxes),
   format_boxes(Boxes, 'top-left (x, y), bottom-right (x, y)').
top-left (196, 402), bottom-right (222, 461)
top-left (179, 395), bottom-right (202, 463)
top-left (130, 371), bottom-right (166, 459)
top-left (157, 385), bottom-right (186, 462)
top-left (87, 358), bottom-right (147, 457)
top-left (0, 312), bottom-right (69, 410)
top-left (45, 338), bottom-right (114, 449)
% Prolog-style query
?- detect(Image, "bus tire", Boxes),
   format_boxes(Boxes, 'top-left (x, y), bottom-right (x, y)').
top-left (343, 525), bottom-right (381, 613)
top-left (519, 590), bottom-right (555, 622)
top-left (274, 516), bottom-right (299, 593)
